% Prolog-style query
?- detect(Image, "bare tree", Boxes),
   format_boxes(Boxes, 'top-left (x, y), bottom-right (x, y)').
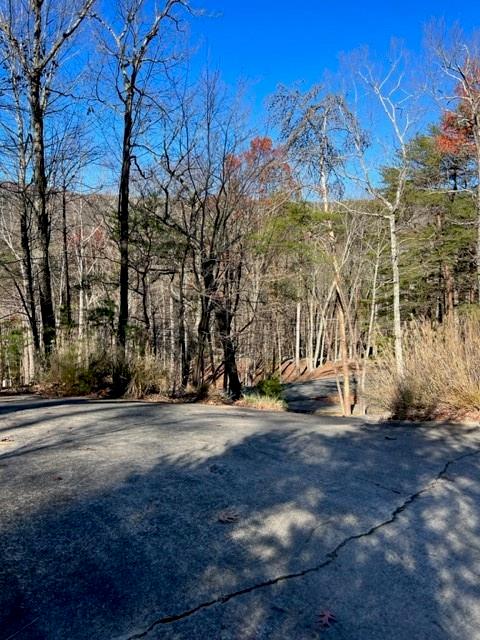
top-left (154, 76), bottom-right (248, 396)
top-left (0, 63), bottom-right (40, 356)
top-left (270, 85), bottom-right (359, 414)
top-left (0, 0), bottom-right (96, 355)
top-left (342, 46), bottom-right (422, 376)
top-left (95, 0), bottom-right (190, 380)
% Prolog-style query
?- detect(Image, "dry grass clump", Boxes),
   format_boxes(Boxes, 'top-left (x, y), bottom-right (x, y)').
top-left (124, 353), bottom-right (170, 398)
top-left (368, 318), bottom-right (480, 420)
top-left (237, 393), bottom-right (287, 411)
top-left (235, 373), bottom-right (287, 411)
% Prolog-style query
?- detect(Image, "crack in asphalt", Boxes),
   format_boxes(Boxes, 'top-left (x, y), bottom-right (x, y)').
top-left (371, 481), bottom-right (402, 494)
top-left (124, 448), bottom-right (480, 640)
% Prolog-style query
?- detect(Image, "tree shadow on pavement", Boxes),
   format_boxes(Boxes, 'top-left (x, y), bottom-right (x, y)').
top-left (0, 402), bottom-right (479, 640)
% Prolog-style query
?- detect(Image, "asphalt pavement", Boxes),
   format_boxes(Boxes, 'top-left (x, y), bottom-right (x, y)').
top-left (1, 396), bottom-right (480, 639)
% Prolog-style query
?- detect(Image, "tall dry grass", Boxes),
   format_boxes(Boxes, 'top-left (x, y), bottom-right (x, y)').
top-left (368, 318), bottom-right (480, 420)
top-left (124, 353), bottom-right (170, 398)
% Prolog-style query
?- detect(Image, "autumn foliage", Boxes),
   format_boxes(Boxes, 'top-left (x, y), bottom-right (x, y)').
top-left (436, 60), bottom-right (480, 157)
top-left (436, 110), bottom-right (474, 156)
top-left (225, 136), bottom-right (293, 196)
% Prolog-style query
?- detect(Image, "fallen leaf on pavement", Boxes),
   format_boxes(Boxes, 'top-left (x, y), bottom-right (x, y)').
top-left (218, 509), bottom-right (240, 524)
top-left (317, 609), bottom-right (337, 628)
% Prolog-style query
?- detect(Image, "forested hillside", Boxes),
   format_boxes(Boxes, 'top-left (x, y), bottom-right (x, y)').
top-left (0, 2), bottom-right (479, 418)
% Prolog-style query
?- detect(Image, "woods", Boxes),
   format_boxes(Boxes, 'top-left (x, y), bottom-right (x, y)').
top-left (0, 2), bottom-right (479, 416)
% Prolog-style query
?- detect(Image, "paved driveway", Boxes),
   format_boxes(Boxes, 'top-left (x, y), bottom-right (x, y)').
top-left (1, 397), bottom-right (480, 640)
top-left (283, 378), bottom-right (341, 413)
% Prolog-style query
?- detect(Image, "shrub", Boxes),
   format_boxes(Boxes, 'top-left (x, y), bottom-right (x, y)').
top-left (256, 374), bottom-right (283, 399)
top-left (41, 347), bottom-right (112, 396)
top-left (193, 381), bottom-right (211, 400)
top-left (41, 348), bottom-right (170, 399)
top-left (368, 318), bottom-right (480, 420)
top-left (192, 383), bottom-right (231, 404)
top-left (0, 321), bottom-right (24, 387)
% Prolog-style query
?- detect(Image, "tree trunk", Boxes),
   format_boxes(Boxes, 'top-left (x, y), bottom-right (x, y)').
top-left (313, 280), bottom-right (335, 368)
top-left (276, 318), bottom-right (282, 380)
top-left (178, 252), bottom-right (190, 388)
top-left (77, 231), bottom-right (85, 345)
top-left (389, 213), bottom-right (404, 376)
top-left (22, 324), bottom-right (35, 385)
top-left (61, 185), bottom-right (72, 329)
top-left (141, 272), bottom-right (151, 352)
top-left (193, 257), bottom-right (216, 388)
top-left (307, 298), bottom-right (314, 370)
top-left (360, 251), bottom-right (380, 414)
top-left (193, 306), bottom-right (210, 388)
top-left (295, 301), bottom-right (301, 372)
top-left (20, 206), bottom-right (40, 353)
top-left (337, 295), bottom-right (351, 416)
top-left (215, 307), bottom-right (242, 399)
top-left (116, 98), bottom-right (134, 357)
top-left (170, 293), bottom-right (175, 379)
top-left (30, 72), bottom-right (56, 354)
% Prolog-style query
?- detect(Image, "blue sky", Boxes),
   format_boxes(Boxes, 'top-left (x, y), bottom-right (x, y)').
top-left (189, 0), bottom-right (480, 119)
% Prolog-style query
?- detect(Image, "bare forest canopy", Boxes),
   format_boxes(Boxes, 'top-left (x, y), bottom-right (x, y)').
top-left (0, 1), bottom-right (479, 414)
